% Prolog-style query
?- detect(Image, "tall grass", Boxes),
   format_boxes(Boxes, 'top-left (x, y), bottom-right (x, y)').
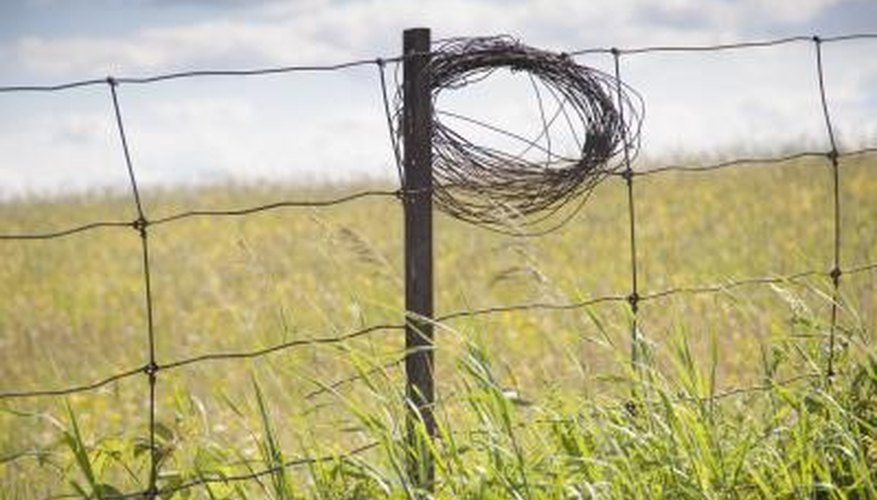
top-left (0, 155), bottom-right (875, 497)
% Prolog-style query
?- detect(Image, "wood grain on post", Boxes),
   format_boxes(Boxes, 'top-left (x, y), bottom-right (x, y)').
top-left (402, 27), bottom-right (435, 491)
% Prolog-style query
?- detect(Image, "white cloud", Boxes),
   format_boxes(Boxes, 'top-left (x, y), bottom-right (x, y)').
top-left (6, 0), bottom-right (854, 79)
top-left (0, 108), bottom-right (129, 197)
top-left (13, 19), bottom-right (350, 77)
top-left (634, 0), bottom-right (847, 33)
top-left (3, 0), bottom-right (709, 78)
top-left (740, 0), bottom-right (845, 25)
top-left (0, 0), bottom-right (873, 196)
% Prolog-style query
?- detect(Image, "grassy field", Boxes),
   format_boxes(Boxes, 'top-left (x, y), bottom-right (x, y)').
top-left (0, 153), bottom-right (876, 498)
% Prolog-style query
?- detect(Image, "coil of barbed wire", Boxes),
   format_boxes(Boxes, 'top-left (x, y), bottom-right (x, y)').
top-left (393, 36), bottom-right (643, 234)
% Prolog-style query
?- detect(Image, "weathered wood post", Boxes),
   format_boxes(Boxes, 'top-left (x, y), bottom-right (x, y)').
top-left (402, 27), bottom-right (435, 491)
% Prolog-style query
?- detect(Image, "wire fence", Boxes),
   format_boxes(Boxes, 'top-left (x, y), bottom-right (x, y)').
top-left (0, 32), bottom-right (875, 497)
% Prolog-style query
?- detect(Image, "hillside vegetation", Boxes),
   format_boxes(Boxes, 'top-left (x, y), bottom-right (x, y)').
top-left (1, 153), bottom-right (875, 498)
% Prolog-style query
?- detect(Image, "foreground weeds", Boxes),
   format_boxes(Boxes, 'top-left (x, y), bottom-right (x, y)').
top-left (2, 332), bottom-right (875, 499)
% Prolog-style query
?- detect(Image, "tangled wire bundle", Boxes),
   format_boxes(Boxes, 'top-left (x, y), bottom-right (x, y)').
top-left (394, 36), bottom-right (643, 233)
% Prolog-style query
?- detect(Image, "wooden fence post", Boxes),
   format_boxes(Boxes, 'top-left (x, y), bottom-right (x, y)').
top-left (402, 27), bottom-right (435, 492)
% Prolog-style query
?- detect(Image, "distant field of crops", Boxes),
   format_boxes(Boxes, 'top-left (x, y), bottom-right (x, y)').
top-left (1, 153), bottom-right (876, 498)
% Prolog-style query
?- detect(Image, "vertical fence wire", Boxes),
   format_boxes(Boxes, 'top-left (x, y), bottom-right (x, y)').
top-left (108, 78), bottom-right (159, 498)
top-left (377, 58), bottom-right (405, 187)
top-left (611, 49), bottom-right (641, 377)
top-left (812, 36), bottom-right (843, 382)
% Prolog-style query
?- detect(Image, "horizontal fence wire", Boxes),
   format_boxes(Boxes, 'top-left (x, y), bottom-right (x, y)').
top-left (569, 33), bottom-right (877, 56)
top-left (1, 147), bottom-right (874, 242)
top-left (1, 261), bottom-right (872, 402)
top-left (0, 370), bottom-right (831, 498)
top-left (1, 33), bottom-right (874, 93)
top-left (453, 372), bottom-right (823, 435)
top-left (0, 189), bottom-right (403, 240)
top-left (5, 372), bottom-right (830, 497)
top-left (0, 59), bottom-right (397, 93)
top-left (144, 441), bottom-right (380, 499)
top-left (157, 371), bottom-right (822, 500)
top-left (621, 147), bottom-right (877, 177)
top-left (39, 442), bottom-right (381, 500)
top-left (0, 31), bottom-right (875, 498)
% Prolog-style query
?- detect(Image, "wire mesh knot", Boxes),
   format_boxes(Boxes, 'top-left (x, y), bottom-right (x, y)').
top-left (144, 485), bottom-right (159, 499)
top-left (826, 149), bottom-right (839, 164)
top-left (132, 217), bottom-right (149, 235)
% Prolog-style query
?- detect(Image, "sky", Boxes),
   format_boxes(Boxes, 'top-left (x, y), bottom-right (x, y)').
top-left (0, 0), bottom-right (875, 198)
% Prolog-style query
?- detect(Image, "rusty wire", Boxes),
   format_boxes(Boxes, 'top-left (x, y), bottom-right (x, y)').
top-left (388, 35), bottom-right (643, 233)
